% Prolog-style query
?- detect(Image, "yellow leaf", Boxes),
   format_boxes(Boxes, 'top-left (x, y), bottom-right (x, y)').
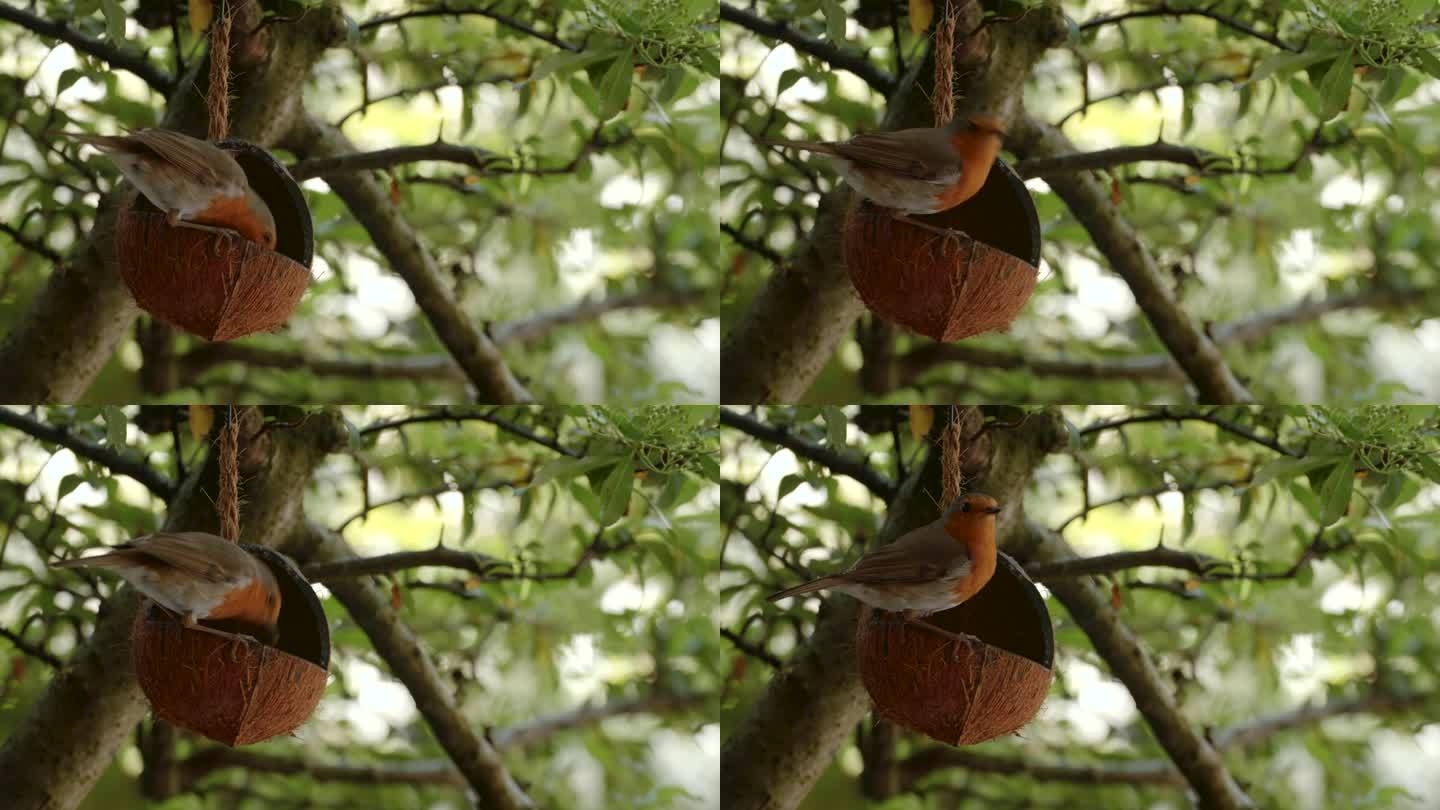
top-left (910, 0), bottom-right (934, 34)
top-left (909, 405), bottom-right (934, 440)
top-left (188, 404), bottom-right (214, 441)
top-left (189, 0), bottom-right (214, 34)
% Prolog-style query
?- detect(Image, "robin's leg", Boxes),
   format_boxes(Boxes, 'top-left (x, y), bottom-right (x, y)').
top-left (164, 210), bottom-right (238, 256)
top-left (902, 613), bottom-right (983, 651)
top-left (180, 613), bottom-right (261, 660)
top-left (889, 211), bottom-right (973, 244)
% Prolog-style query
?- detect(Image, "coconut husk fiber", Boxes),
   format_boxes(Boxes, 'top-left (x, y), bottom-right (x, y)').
top-left (131, 545), bottom-right (329, 747)
top-left (856, 551), bottom-right (1053, 746)
top-left (844, 158), bottom-right (1041, 342)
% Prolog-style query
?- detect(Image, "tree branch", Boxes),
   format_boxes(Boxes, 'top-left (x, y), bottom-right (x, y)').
top-left (358, 407), bottom-right (580, 458)
top-left (1026, 545), bottom-right (1231, 580)
top-left (284, 115), bottom-right (530, 403)
top-left (719, 3), bottom-right (896, 93)
top-left (0, 626), bottom-right (61, 668)
top-left (1078, 4), bottom-right (1299, 52)
top-left (490, 692), bottom-right (707, 750)
top-left (1054, 476), bottom-right (1252, 532)
top-left (359, 5), bottom-right (578, 52)
top-left (174, 288), bottom-right (702, 387)
top-left (1077, 409), bottom-right (1298, 457)
top-left (0, 4), bottom-right (174, 90)
top-left (1013, 520), bottom-right (1253, 808)
top-left (719, 408), bottom-right (897, 499)
top-left (303, 546), bottom-right (508, 581)
top-left (899, 285), bottom-right (1421, 389)
top-left (1010, 115), bottom-right (1250, 403)
top-left (1013, 141), bottom-right (1229, 178)
top-left (0, 407), bottom-right (176, 498)
top-left (900, 690), bottom-right (1427, 788)
top-left (289, 142), bottom-right (506, 180)
top-left (297, 521), bottom-right (534, 810)
top-left (0, 222), bottom-right (63, 264)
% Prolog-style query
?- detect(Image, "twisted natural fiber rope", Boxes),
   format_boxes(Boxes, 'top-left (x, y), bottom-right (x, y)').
top-left (940, 406), bottom-right (968, 505)
top-left (206, 0), bottom-right (234, 141)
top-left (218, 408), bottom-right (241, 542)
top-left (932, 2), bottom-right (962, 126)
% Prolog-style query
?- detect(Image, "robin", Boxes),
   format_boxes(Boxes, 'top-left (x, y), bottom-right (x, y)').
top-left (54, 128), bottom-right (277, 249)
top-left (53, 531), bottom-right (282, 646)
top-left (756, 114), bottom-right (1007, 237)
top-left (768, 492), bottom-right (1001, 644)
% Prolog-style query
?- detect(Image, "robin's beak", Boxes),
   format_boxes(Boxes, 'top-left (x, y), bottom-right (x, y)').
top-left (983, 505), bottom-right (1003, 514)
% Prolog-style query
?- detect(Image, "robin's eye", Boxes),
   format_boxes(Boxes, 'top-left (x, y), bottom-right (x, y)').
top-left (961, 503), bottom-right (970, 513)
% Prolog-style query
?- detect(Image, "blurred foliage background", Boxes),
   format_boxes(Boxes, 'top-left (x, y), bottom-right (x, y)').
top-left (0, 0), bottom-right (719, 401)
top-left (0, 404), bottom-right (720, 809)
top-left (721, 0), bottom-right (1440, 402)
top-left (722, 404), bottom-right (1440, 808)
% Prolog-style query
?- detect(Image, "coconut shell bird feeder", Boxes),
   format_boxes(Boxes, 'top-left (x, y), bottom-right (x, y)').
top-left (844, 157), bottom-right (1041, 343)
top-left (131, 544), bottom-right (330, 746)
top-left (116, 139), bottom-right (314, 342)
top-left (856, 550), bottom-right (1052, 746)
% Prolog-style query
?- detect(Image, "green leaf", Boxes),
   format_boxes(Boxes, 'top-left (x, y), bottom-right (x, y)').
top-left (57, 474), bottom-right (83, 501)
top-left (1248, 48), bottom-right (1336, 84)
top-left (1315, 50), bottom-right (1355, 121)
top-left (1317, 458), bottom-right (1355, 527)
top-left (100, 0), bottom-right (127, 44)
top-left (821, 406), bottom-right (847, 449)
top-left (530, 455), bottom-right (617, 488)
top-left (821, 0), bottom-right (846, 44)
top-left (1414, 49), bottom-right (1440, 80)
top-left (531, 48), bottom-right (615, 82)
top-left (597, 463), bottom-right (634, 526)
top-left (596, 49), bottom-right (635, 121)
top-left (777, 68), bottom-right (804, 97)
top-left (102, 407), bottom-right (126, 449)
top-left (1251, 456), bottom-right (1333, 487)
top-left (777, 473), bottom-right (803, 501)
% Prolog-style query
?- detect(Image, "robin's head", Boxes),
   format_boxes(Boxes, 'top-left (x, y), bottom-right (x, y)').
top-left (942, 493), bottom-right (1003, 537)
top-left (966, 115), bottom-right (1007, 141)
top-left (242, 188), bottom-right (278, 250)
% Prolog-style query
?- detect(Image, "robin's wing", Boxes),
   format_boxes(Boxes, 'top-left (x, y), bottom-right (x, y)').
top-left (840, 522), bottom-right (972, 584)
top-left (126, 532), bottom-right (245, 583)
top-left (127, 129), bottom-right (246, 188)
top-left (833, 129), bottom-right (963, 182)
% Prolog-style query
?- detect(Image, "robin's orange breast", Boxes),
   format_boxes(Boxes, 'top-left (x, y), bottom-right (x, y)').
top-left (193, 194), bottom-right (266, 243)
top-left (209, 576), bottom-right (279, 626)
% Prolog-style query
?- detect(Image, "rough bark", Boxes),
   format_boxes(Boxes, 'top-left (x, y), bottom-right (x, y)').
top-left (1008, 522), bottom-right (1255, 809)
top-left (290, 522), bottom-right (535, 810)
top-left (719, 3), bottom-right (1069, 402)
top-left (0, 410), bottom-right (346, 810)
top-left (1007, 115), bottom-right (1251, 403)
top-left (0, 7), bottom-right (348, 402)
top-left (284, 114), bottom-right (531, 403)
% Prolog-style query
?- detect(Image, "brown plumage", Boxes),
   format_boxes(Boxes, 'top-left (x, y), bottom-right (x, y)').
top-left (55, 128), bottom-right (277, 249)
top-left (768, 493), bottom-right (1003, 643)
top-left (756, 115), bottom-right (1007, 219)
top-left (53, 531), bottom-right (282, 645)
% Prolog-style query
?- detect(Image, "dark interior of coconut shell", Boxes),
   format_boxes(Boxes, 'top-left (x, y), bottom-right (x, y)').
top-left (906, 158), bottom-right (1041, 267)
top-left (923, 551), bottom-right (1054, 668)
top-left (125, 138), bottom-right (314, 269)
top-left (179, 545), bottom-right (330, 669)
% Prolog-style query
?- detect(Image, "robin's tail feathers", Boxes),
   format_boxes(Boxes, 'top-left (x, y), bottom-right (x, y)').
top-left (754, 138), bottom-right (842, 156)
top-left (51, 552), bottom-right (134, 569)
top-left (767, 577), bottom-right (841, 602)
